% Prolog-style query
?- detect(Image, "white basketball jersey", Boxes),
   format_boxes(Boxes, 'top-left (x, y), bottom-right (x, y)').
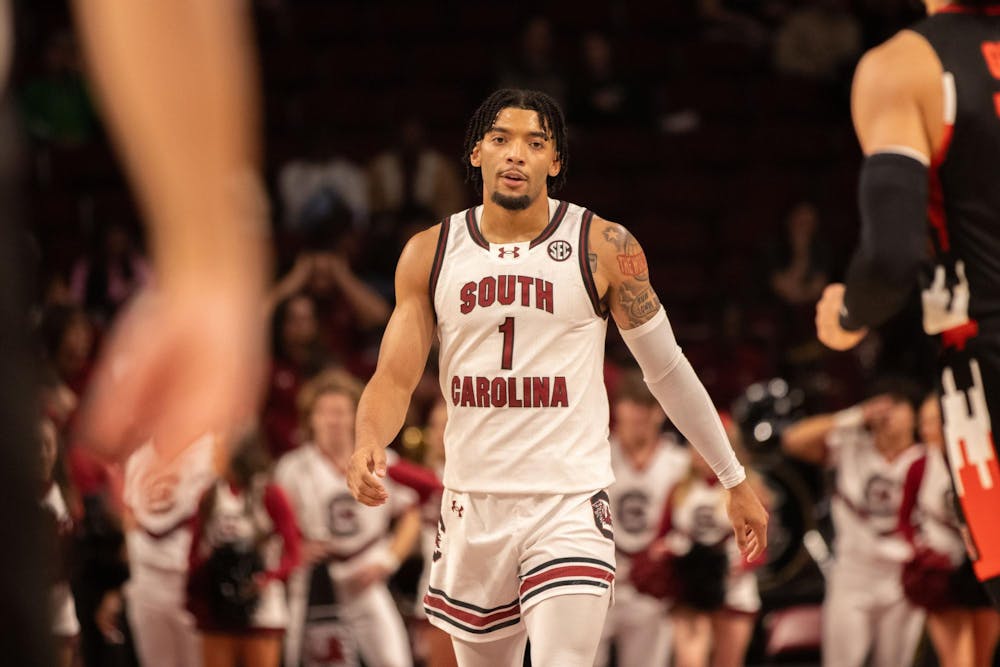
top-left (274, 445), bottom-right (417, 559)
top-left (608, 436), bottom-right (689, 556)
top-left (827, 426), bottom-right (924, 566)
top-left (124, 435), bottom-right (217, 572)
top-left (432, 199), bottom-right (612, 494)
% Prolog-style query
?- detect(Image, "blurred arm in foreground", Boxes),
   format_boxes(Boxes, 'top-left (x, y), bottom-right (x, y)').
top-left (72, 1), bottom-right (269, 458)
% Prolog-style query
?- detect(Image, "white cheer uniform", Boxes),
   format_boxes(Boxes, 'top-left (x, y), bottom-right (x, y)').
top-left (42, 483), bottom-right (79, 639)
top-left (424, 199), bottom-right (616, 643)
top-left (667, 476), bottom-right (761, 615)
top-left (275, 445), bottom-right (417, 667)
top-left (822, 426), bottom-right (926, 667)
top-left (123, 436), bottom-right (216, 667)
top-left (596, 436), bottom-right (689, 667)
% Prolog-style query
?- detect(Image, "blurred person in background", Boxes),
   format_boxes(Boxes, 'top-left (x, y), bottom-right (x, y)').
top-left (39, 302), bottom-right (95, 397)
top-left (262, 293), bottom-right (333, 459)
top-left (769, 201), bottom-right (830, 308)
top-left (773, 0), bottom-right (862, 81)
top-left (411, 400), bottom-right (455, 667)
top-left (276, 370), bottom-right (419, 667)
top-left (596, 371), bottom-right (689, 667)
top-left (122, 434), bottom-right (219, 667)
top-left (69, 220), bottom-right (151, 325)
top-left (898, 395), bottom-right (1000, 667)
top-left (782, 378), bottom-right (926, 667)
top-left (496, 18), bottom-right (567, 107)
top-left (39, 417), bottom-right (79, 667)
top-left (368, 117), bottom-right (465, 222)
top-left (569, 32), bottom-right (644, 128)
top-left (649, 420), bottom-right (765, 667)
top-left (269, 192), bottom-right (390, 378)
top-left (186, 433), bottom-right (301, 667)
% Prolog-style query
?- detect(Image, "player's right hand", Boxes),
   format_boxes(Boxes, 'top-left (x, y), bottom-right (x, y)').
top-left (347, 444), bottom-right (388, 506)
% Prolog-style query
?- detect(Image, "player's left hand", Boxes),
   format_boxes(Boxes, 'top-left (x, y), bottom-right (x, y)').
top-left (725, 480), bottom-right (768, 563)
top-left (816, 283), bottom-right (869, 351)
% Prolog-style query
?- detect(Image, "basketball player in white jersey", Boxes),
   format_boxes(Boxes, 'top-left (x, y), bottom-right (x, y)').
top-left (782, 379), bottom-right (926, 667)
top-left (346, 88), bottom-right (767, 666)
top-left (122, 434), bottom-right (219, 667)
top-left (276, 371), bottom-right (420, 667)
top-left (596, 372), bottom-right (689, 667)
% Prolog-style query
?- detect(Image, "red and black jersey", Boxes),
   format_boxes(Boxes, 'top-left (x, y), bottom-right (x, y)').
top-left (911, 5), bottom-right (1000, 321)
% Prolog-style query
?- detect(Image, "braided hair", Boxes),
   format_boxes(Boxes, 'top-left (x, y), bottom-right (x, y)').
top-left (461, 88), bottom-right (569, 194)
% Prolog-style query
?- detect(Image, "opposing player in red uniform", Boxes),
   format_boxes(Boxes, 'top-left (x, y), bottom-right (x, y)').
top-left (816, 0), bottom-right (1000, 608)
top-left (347, 88), bottom-right (768, 666)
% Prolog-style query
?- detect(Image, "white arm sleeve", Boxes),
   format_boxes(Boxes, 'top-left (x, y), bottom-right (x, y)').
top-left (619, 307), bottom-right (747, 488)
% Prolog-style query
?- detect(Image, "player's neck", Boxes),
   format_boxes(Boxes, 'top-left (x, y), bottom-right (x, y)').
top-left (874, 433), bottom-right (912, 461)
top-left (479, 192), bottom-right (551, 243)
top-left (620, 435), bottom-right (658, 468)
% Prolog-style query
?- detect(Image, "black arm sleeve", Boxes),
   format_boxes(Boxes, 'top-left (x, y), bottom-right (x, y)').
top-left (840, 152), bottom-right (929, 331)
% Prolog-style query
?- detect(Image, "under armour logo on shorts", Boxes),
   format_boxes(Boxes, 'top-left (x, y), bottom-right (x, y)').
top-left (450, 500), bottom-right (465, 518)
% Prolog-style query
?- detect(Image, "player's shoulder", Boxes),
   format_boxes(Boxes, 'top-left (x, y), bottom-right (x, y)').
top-left (396, 221), bottom-right (447, 284)
top-left (855, 29), bottom-right (941, 93)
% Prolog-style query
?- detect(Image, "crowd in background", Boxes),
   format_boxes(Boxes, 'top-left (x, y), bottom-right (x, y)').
top-left (14, 0), bottom-right (994, 665)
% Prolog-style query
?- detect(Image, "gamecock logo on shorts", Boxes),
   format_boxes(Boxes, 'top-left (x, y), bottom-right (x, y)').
top-left (547, 240), bottom-right (572, 262)
top-left (591, 490), bottom-right (614, 540)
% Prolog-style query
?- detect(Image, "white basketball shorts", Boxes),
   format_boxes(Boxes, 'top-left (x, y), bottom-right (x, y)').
top-left (423, 488), bottom-right (616, 643)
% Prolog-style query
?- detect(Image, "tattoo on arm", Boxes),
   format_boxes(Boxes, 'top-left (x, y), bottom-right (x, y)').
top-left (588, 252), bottom-right (598, 274)
top-left (600, 222), bottom-right (661, 327)
top-left (617, 280), bottom-right (661, 327)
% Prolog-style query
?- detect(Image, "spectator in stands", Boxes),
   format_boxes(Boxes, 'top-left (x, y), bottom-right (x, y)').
top-left (774, 0), bottom-right (862, 81)
top-left (413, 400), bottom-right (455, 667)
top-left (262, 293), bottom-right (333, 458)
top-left (18, 28), bottom-right (98, 146)
top-left (596, 372), bottom-right (689, 667)
top-left (39, 417), bottom-right (78, 667)
top-left (782, 379), bottom-right (926, 667)
top-left (39, 303), bottom-right (95, 396)
top-left (275, 371), bottom-right (419, 667)
top-left (569, 32), bottom-right (645, 127)
top-left (269, 193), bottom-right (390, 378)
top-left (496, 16), bottom-right (567, 106)
top-left (368, 117), bottom-right (465, 221)
top-left (898, 395), bottom-right (1000, 667)
top-left (278, 155), bottom-right (369, 233)
top-left (69, 220), bottom-right (151, 324)
top-left (651, 417), bottom-right (765, 667)
top-left (769, 201), bottom-right (829, 307)
top-left (768, 201), bottom-right (832, 372)
top-left (697, 0), bottom-right (783, 50)
top-left (186, 432), bottom-right (301, 667)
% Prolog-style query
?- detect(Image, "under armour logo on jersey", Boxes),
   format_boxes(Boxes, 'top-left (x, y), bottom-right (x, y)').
top-left (450, 500), bottom-right (464, 518)
top-left (497, 246), bottom-right (521, 259)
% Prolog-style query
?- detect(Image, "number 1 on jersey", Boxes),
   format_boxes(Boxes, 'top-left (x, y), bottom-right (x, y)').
top-left (498, 317), bottom-right (515, 370)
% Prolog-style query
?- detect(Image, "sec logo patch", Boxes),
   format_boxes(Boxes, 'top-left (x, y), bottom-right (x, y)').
top-left (547, 240), bottom-right (572, 262)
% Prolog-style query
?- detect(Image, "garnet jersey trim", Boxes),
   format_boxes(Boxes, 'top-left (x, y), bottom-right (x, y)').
top-left (463, 200), bottom-right (570, 251)
top-left (428, 217), bottom-right (451, 320)
top-left (578, 209), bottom-right (608, 319)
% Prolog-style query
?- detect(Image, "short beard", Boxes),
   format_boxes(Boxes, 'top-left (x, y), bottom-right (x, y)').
top-left (491, 190), bottom-right (532, 211)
